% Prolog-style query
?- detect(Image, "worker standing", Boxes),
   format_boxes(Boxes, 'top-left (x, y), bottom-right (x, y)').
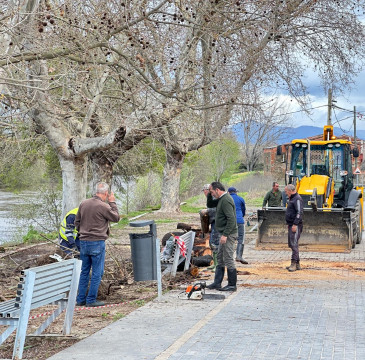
top-left (285, 184), bottom-right (303, 272)
top-left (206, 182), bottom-right (238, 292)
top-left (58, 207), bottom-right (80, 257)
top-left (75, 182), bottom-right (120, 307)
top-left (263, 182), bottom-right (282, 207)
top-left (201, 184), bottom-right (219, 271)
top-left (228, 187), bottom-right (248, 265)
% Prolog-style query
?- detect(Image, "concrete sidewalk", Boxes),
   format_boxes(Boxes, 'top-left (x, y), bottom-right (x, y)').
top-left (48, 236), bottom-right (365, 360)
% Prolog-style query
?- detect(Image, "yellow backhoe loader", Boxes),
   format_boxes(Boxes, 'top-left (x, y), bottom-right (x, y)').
top-left (257, 125), bottom-right (364, 251)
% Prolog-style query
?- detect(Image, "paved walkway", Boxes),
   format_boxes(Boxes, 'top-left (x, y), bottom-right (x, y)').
top-left (48, 234), bottom-right (365, 360)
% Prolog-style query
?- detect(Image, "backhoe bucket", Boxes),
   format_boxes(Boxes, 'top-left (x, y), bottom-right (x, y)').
top-left (256, 208), bottom-right (354, 252)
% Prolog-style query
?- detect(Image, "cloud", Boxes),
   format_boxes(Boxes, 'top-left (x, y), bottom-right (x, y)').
top-left (270, 69), bottom-right (365, 131)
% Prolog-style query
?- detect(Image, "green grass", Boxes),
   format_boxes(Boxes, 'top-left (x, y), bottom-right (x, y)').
top-left (222, 171), bottom-right (258, 186)
top-left (133, 299), bottom-right (146, 307)
top-left (181, 194), bottom-right (204, 213)
top-left (22, 226), bottom-right (58, 244)
top-left (113, 210), bottom-right (153, 229)
top-left (113, 313), bottom-right (125, 321)
top-left (246, 196), bottom-right (264, 207)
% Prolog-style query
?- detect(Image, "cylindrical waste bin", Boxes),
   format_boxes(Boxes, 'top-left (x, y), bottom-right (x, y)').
top-left (129, 220), bottom-right (157, 281)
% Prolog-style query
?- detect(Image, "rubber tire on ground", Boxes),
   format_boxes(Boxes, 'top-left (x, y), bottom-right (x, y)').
top-left (355, 201), bottom-right (362, 244)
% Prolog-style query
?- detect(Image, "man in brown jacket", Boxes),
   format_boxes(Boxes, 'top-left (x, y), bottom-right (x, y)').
top-left (75, 182), bottom-right (120, 307)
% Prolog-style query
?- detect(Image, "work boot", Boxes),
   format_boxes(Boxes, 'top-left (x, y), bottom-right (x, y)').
top-left (207, 252), bottom-right (218, 271)
top-left (219, 268), bottom-right (237, 292)
top-left (86, 300), bottom-right (105, 307)
top-left (287, 260), bottom-right (297, 272)
top-left (235, 244), bottom-right (248, 265)
top-left (296, 261), bottom-right (302, 270)
top-left (207, 265), bottom-right (225, 289)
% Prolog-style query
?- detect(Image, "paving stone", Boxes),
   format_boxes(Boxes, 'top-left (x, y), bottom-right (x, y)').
top-left (48, 236), bottom-right (365, 360)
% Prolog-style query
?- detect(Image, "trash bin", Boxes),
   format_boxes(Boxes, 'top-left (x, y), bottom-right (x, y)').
top-left (129, 220), bottom-right (157, 281)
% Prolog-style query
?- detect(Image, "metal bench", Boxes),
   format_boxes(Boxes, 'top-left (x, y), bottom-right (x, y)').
top-left (0, 258), bottom-right (81, 360)
top-left (160, 231), bottom-right (195, 277)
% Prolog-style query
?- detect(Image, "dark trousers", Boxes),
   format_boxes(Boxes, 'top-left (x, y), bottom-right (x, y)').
top-left (287, 224), bottom-right (303, 262)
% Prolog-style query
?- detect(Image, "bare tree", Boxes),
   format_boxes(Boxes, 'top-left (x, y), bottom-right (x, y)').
top-left (1, 0), bottom-right (365, 216)
top-left (234, 97), bottom-right (292, 171)
top-left (0, 0), bottom-right (167, 215)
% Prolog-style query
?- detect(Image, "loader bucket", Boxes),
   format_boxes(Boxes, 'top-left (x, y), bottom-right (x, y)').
top-left (256, 208), bottom-right (353, 252)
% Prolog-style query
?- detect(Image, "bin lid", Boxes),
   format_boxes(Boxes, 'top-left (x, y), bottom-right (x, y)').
top-left (129, 220), bottom-right (155, 227)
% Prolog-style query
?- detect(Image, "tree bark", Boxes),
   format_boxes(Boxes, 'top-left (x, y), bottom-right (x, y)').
top-left (58, 155), bottom-right (87, 216)
top-left (90, 152), bottom-right (114, 190)
top-left (160, 149), bottom-right (185, 213)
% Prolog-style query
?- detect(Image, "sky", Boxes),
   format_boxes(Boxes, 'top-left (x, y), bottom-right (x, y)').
top-left (279, 69), bottom-right (365, 132)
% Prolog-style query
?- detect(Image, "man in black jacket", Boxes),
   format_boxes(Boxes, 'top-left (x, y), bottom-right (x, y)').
top-left (285, 184), bottom-right (303, 272)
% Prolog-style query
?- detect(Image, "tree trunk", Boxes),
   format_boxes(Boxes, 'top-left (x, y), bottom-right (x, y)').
top-left (58, 155), bottom-right (88, 217)
top-left (160, 149), bottom-right (185, 213)
top-left (90, 152), bottom-right (114, 190)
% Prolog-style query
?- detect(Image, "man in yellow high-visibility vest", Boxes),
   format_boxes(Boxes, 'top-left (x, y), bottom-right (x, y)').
top-left (59, 208), bottom-right (80, 256)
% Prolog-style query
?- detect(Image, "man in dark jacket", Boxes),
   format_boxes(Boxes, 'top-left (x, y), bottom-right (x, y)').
top-left (228, 187), bottom-right (248, 264)
top-left (285, 184), bottom-right (303, 272)
top-left (75, 182), bottom-right (120, 307)
top-left (206, 182), bottom-right (238, 291)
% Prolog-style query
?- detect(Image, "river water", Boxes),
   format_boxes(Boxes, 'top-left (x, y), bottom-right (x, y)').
top-left (0, 188), bottom-right (125, 245)
top-left (0, 190), bottom-right (45, 245)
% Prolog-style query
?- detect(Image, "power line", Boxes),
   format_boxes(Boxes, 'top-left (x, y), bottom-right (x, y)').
top-left (270, 104), bottom-right (328, 118)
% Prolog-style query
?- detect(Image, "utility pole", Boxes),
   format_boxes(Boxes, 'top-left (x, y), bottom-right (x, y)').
top-left (327, 88), bottom-right (332, 125)
top-left (354, 105), bottom-right (357, 154)
top-left (354, 105), bottom-right (358, 171)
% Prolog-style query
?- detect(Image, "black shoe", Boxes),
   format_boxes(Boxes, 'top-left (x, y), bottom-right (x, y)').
top-left (218, 268), bottom-right (237, 292)
top-left (236, 258), bottom-right (248, 265)
top-left (86, 300), bottom-right (105, 307)
top-left (219, 285), bottom-right (237, 292)
top-left (76, 301), bottom-right (86, 306)
top-left (207, 265), bottom-right (225, 290)
top-left (206, 283), bottom-right (222, 290)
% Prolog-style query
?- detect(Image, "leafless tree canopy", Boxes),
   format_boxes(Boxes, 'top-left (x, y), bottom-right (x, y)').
top-left (1, 1), bottom-right (365, 213)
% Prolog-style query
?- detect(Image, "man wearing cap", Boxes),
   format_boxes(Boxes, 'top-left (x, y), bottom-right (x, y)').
top-left (228, 187), bottom-right (248, 265)
top-left (206, 182), bottom-right (238, 292)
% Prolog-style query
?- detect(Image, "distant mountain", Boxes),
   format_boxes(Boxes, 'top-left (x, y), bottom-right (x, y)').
top-left (278, 126), bottom-right (365, 144)
top-left (233, 123), bottom-right (365, 145)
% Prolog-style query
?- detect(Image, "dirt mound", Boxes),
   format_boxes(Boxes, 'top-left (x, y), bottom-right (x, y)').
top-left (0, 234), bottom-right (198, 360)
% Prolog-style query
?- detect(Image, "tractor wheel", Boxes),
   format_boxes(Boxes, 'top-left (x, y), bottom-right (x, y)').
top-left (355, 201), bottom-right (362, 244)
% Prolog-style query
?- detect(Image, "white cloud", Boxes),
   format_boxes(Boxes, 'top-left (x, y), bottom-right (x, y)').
top-left (268, 69), bottom-right (365, 131)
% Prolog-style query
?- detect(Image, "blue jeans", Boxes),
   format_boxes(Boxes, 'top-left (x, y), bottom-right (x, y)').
top-left (237, 223), bottom-right (245, 246)
top-left (77, 240), bottom-right (105, 304)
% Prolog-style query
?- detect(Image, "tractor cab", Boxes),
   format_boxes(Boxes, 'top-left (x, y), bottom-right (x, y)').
top-left (286, 133), bottom-right (354, 209)
top-left (258, 125), bottom-right (363, 251)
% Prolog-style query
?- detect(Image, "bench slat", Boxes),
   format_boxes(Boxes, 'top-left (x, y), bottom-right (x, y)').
top-left (16, 282), bottom-right (71, 306)
top-left (17, 273), bottom-right (73, 296)
top-left (0, 258), bottom-right (81, 359)
top-left (20, 260), bottom-right (76, 276)
top-left (0, 299), bottom-right (18, 318)
top-left (29, 293), bottom-right (68, 311)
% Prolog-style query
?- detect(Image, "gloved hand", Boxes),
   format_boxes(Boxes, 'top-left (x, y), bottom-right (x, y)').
top-left (67, 236), bottom-right (75, 246)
